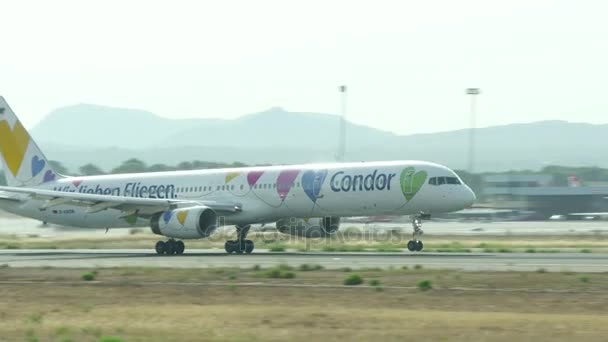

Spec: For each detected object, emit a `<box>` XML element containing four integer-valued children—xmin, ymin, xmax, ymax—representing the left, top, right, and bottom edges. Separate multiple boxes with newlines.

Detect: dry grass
<box><xmin>1</xmin><ymin>267</ymin><xmax>608</xmax><ymax>341</ymax></box>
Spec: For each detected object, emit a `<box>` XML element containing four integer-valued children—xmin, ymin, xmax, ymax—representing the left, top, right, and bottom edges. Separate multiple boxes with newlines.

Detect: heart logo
<box><xmin>43</xmin><ymin>170</ymin><xmax>56</xmax><ymax>183</ymax></box>
<box><xmin>177</xmin><ymin>211</ymin><xmax>188</xmax><ymax>225</ymax></box>
<box><xmin>225</xmin><ymin>172</ymin><xmax>240</xmax><ymax>184</ymax></box>
<box><xmin>71</xmin><ymin>179</ymin><xmax>83</xmax><ymax>187</ymax></box>
<box><xmin>162</xmin><ymin>211</ymin><xmax>172</xmax><ymax>224</ymax></box>
<box><xmin>400</xmin><ymin>167</ymin><xmax>427</xmax><ymax>201</ymax></box>
<box><xmin>276</xmin><ymin>169</ymin><xmax>300</xmax><ymax>201</ymax></box>
<box><xmin>302</xmin><ymin>169</ymin><xmax>328</xmax><ymax>203</ymax></box>
<box><xmin>0</xmin><ymin>120</ymin><xmax>30</xmax><ymax>177</ymax></box>
<box><xmin>247</xmin><ymin>171</ymin><xmax>264</xmax><ymax>187</ymax></box>
<box><xmin>31</xmin><ymin>155</ymin><xmax>45</xmax><ymax>177</ymax></box>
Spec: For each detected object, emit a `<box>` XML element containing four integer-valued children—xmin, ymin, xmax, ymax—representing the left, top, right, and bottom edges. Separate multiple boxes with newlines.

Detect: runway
<box><xmin>1</xmin><ymin>249</ymin><xmax>607</xmax><ymax>272</ymax></box>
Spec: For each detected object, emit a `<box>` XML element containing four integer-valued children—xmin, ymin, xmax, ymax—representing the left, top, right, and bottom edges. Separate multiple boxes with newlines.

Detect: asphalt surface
<box><xmin>1</xmin><ymin>249</ymin><xmax>607</xmax><ymax>272</ymax></box>
<box><xmin>4</xmin><ymin>213</ymin><xmax>608</xmax><ymax>238</ymax></box>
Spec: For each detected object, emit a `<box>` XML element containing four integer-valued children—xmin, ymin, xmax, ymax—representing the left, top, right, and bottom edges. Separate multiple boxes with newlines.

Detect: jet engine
<box><xmin>276</xmin><ymin>217</ymin><xmax>340</xmax><ymax>237</ymax></box>
<box><xmin>150</xmin><ymin>206</ymin><xmax>217</xmax><ymax>239</ymax></box>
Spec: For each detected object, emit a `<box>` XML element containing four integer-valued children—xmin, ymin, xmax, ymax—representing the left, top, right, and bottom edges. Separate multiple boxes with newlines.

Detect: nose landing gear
<box><xmin>407</xmin><ymin>215</ymin><xmax>427</xmax><ymax>252</ymax></box>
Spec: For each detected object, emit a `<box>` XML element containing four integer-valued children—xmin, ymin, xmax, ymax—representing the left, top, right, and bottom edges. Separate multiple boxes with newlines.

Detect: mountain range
<box><xmin>29</xmin><ymin>104</ymin><xmax>608</xmax><ymax>173</ymax></box>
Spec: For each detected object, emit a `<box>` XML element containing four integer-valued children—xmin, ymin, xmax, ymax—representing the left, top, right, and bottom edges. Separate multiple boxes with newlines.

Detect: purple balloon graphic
<box><xmin>247</xmin><ymin>171</ymin><xmax>264</xmax><ymax>187</ymax></box>
<box><xmin>42</xmin><ymin>170</ymin><xmax>56</xmax><ymax>183</ymax></box>
<box><xmin>302</xmin><ymin>170</ymin><xmax>327</xmax><ymax>203</ymax></box>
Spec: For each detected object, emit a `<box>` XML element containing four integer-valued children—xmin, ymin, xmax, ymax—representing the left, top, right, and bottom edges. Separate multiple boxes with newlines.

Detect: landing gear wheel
<box><xmin>225</xmin><ymin>225</ymin><xmax>254</xmax><ymax>254</ymax></box>
<box><xmin>407</xmin><ymin>240</ymin><xmax>416</xmax><ymax>252</ymax></box>
<box><xmin>175</xmin><ymin>241</ymin><xmax>185</xmax><ymax>255</ymax></box>
<box><xmin>155</xmin><ymin>240</ymin><xmax>185</xmax><ymax>255</ymax></box>
<box><xmin>225</xmin><ymin>240</ymin><xmax>236</xmax><ymax>254</ymax></box>
<box><xmin>155</xmin><ymin>241</ymin><xmax>166</xmax><ymax>255</ymax></box>
<box><xmin>245</xmin><ymin>240</ymin><xmax>254</xmax><ymax>254</ymax></box>
<box><xmin>415</xmin><ymin>240</ymin><xmax>423</xmax><ymax>251</ymax></box>
<box><xmin>165</xmin><ymin>240</ymin><xmax>175</xmax><ymax>255</ymax></box>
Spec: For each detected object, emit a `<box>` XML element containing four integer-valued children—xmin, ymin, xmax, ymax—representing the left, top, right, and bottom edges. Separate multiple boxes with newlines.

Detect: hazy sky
<box><xmin>1</xmin><ymin>0</ymin><xmax>607</xmax><ymax>135</ymax></box>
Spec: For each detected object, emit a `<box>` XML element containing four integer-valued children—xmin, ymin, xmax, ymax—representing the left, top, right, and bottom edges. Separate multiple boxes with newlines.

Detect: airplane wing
<box><xmin>0</xmin><ymin>186</ymin><xmax>242</xmax><ymax>217</ymax></box>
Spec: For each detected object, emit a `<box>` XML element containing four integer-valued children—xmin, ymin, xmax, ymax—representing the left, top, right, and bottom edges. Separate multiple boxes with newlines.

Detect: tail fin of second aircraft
<box><xmin>0</xmin><ymin>96</ymin><xmax>63</xmax><ymax>187</ymax></box>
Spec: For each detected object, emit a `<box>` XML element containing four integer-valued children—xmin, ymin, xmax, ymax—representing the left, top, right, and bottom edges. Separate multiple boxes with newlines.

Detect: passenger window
<box><xmin>216</xmin><ymin>185</ymin><xmax>220</xmax><ymax>191</ymax></box>
<box><xmin>231</xmin><ymin>185</ymin><xmax>234</xmax><ymax>190</ymax></box>
<box><xmin>240</xmin><ymin>184</ymin><xmax>244</xmax><ymax>190</ymax></box>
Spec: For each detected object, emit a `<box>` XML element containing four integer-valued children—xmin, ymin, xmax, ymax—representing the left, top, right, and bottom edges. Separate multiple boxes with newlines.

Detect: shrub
<box><xmin>581</xmin><ymin>249</ymin><xmax>592</xmax><ymax>253</ymax></box>
<box><xmin>343</xmin><ymin>274</ymin><xmax>363</xmax><ymax>286</ymax></box>
<box><xmin>414</xmin><ymin>264</ymin><xmax>423</xmax><ymax>270</ymax></box>
<box><xmin>299</xmin><ymin>264</ymin><xmax>323</xmax><ymax>271</ymax></box>
<box><xmin>98</xmin><ymin>337</ymin><xmax>125</xmax><ymax>342</ymax></box>
<box><xmin>277</xmin><ymin>264</ymin><xmax>294</xmax><ymax>271</ymax></box>
<box><xmin>265</xmin><ymin>269</ymin><xmax>281</xmax><ymax>278</ymax></box>
<box><xmin>417</xmin><ymin>280</ymin><xmax>432</xmax><ymax>291</ymax></box>
<box><xmin>340</xmin><ymin>267</ymin><xmax>352</xmax><ymax>272</ymax></box>
<box><xmin>252</xmin><ymin>264</ymin><xmax>261</xmax><ymax>271</ymax></box>
<box><xmin>269</xmin><ymin>244</ymin><xmax>285</xmax><ymax>252</ymax></box>
<box><xmin>81</xmin><ymin>272</ymin><xmax>96</xmax><ymax>281</ymax></box>
<box><xmin>264</xmin><ymin>268</ymin><xmax>296</xmax><ymax>279</ymax></box>
<box><xmin>579</xmin><ymin>276</ymin><xmax>590</xmax><ymax>283</ymax></box>
<box><xmin>369</xmin><ymin>279</ymin><xmax>381</xmax><ymax>286</ymax></box>
<box><xmin>401</xmin><ymin>265</ymin><xmax>409</xmax><ymax>270</ymax></box>
<box><xmin>536</xmin><ymin>268</ymin><xmax>547</xmax><ymax>273</ymax></box>
<box><xmin>281</xmin><ymin>271</ymin><xmax>296</xmax><ymax>279</ymax></box>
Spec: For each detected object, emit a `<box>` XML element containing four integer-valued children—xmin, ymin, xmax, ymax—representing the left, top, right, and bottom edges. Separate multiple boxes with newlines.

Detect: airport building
<box><xmin>483</xmin><ymin>174</ymin><xmax>608</xmax><ymax>219</ymax></box>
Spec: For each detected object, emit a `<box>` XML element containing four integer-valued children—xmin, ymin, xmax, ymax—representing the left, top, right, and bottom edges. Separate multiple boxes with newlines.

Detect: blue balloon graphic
<box><xmin>302</xmin><ymin>170</ymin><xmax>328</xmax><ymax>203</ymax></box>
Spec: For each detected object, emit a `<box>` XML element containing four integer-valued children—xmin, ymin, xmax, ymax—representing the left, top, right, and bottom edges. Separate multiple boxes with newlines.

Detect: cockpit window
<box><xmin>446</xmin><ymin>177</ymin><xmax>461</xmax><ymax>185</ymax></box>
<box><xmin>428</xmin><ymin>176</ymin><xmax>461</xmax><ymax>185</ymax></box>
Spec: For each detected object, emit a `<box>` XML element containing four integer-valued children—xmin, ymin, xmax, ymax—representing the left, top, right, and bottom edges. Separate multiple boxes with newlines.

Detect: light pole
<box><xmin>337</xmin><ymin>85</ymin><xmax>347</xmax><ymax>162</ymax></box>
<box><xmin>466</xmin><ymin>88</ymin><xmax>481</xmax><ymax>173</ymax></box>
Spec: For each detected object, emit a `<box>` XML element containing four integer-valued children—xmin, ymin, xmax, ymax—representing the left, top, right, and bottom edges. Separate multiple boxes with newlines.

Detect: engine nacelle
<box><xmin>276</xmin><ymin>217</ymin><xmax>340</xmax><ymax>238</ymax></box>
<box><xmin>150</xmin><ymin>206</ymin><xmax>217</xmax><ymax>239</ymax></box>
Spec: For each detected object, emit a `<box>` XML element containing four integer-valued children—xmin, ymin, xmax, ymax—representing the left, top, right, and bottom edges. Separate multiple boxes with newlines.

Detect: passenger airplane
<box><xmin>0</xmin><ymin>97</ymin><xmax>475</xmax><ymax>254</ymax></box>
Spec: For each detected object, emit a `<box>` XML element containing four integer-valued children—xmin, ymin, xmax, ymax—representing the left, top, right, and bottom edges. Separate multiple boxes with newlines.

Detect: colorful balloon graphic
<box><xmin>247</xmin><ymin>171</ymin><xmax>264</xmax><ymax>187</ymax></box>
<box><xmin>301</xmin><ymin>169</ymin><xmax>327</xmax><ymax>203</ymax></box>
<box><xmin>276</xmin><ymin>169</ymin><xmax>300</xmax><ymax>201</ymax></box>
<box><xmin>31</xmin><ymin>155</ymin><xmax>45</xmax><ymax>177</ymax></box>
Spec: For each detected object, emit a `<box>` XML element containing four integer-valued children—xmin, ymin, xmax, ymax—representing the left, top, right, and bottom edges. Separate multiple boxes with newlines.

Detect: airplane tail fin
<box><xmin>0</xmin><ymin>96</ymin><xmax>62</xmax><ymax>187</ymax></box>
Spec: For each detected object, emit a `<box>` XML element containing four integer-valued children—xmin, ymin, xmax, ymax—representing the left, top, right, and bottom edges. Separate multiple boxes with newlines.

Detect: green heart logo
<box><xmin>400</xmin><ymin>167</ymin><xmax>427</xmax><ymax>201</ymax></box>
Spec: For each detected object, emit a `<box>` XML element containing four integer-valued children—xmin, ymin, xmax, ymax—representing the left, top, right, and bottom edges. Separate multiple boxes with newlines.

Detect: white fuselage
<box><xmin>0</xmin><ymin>160</ymin><xmax>475</xmax><ymax>229</ymax></box>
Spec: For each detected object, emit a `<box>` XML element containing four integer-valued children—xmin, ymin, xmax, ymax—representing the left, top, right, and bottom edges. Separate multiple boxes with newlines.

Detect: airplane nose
<box><xmin>465</xmin><ymin>186</ymin><xmax>476</xmax><ymax>207</ymax></box>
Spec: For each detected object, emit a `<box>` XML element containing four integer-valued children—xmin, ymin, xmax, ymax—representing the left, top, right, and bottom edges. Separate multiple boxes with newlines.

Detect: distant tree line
<box><xmin>0</xmin><ymin>159</ymin><xmax>249</xmax><ymax>185</ymax></box>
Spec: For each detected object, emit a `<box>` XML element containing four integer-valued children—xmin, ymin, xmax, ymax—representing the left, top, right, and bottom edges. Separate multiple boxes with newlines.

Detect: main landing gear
<box><xmin>155</xmin><ymin>239</ymin><xmax>185</xmax><ymax>255</ymax></box>
<box><xmin>407</xmin><ymin>215</ymin><xmax>427</xmax><ymax>252</ymax></box>
<box><xmin>225</xmin><ymin>225</ymin><xmax>254</xmax><ymax>254</ymax></box>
